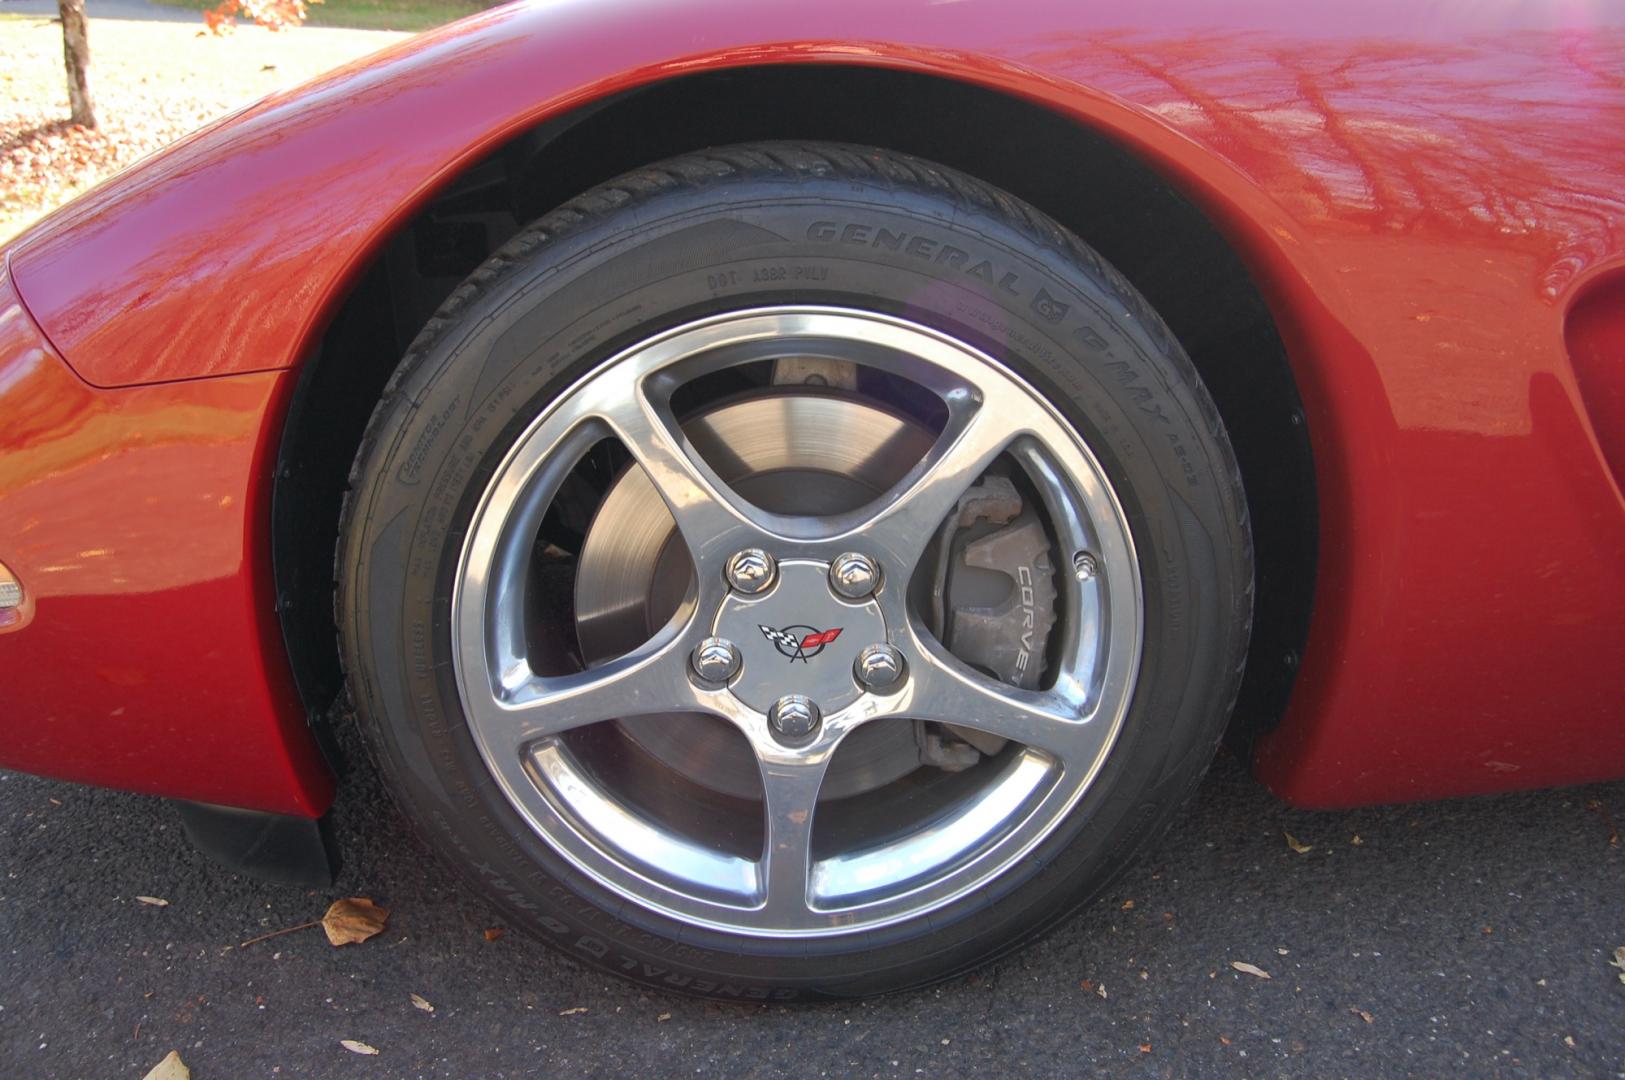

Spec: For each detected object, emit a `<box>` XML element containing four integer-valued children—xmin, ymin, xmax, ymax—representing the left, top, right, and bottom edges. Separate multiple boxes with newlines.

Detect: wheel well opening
<box><xmin>273</xmin><ymin>64</ymin><xmax>1316</xmax><ymax>754</ymax></box>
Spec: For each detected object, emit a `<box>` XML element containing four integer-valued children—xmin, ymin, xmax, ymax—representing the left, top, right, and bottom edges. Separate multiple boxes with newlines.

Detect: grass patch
<box><xmin>151</xmin><ymin>0</ymin><xmax>492</xmax><ymax>32</ymax></box>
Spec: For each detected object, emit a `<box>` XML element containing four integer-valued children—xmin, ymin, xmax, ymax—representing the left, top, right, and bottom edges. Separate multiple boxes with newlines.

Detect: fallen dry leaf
<box><xmin>1120</xmin><ymin>899</ymin><xmax>1135</xmax><ymax>911</ymax></box>
<box><xmin>1231</xmin><ymin>961</ymin><xmax>1271</xmax><ymax>979</ymax></box>
<box><xmin>657</xmin><ymin>1012</ymin><xmax>672</xmax><ymax>1022</ymax></box>
<box><xmin>1611</xmin><ymin>946</ymin><xmax>1625</xmax><ymax>984</ymax></box>
<box><xmin>1351</xmin><ymin>835</ymin><xmax>1364</xmax><ymax>846</ymax></box>
<box><xmin>559</xmin><ymin>1006</ymin><xmax>589</xmax><ymax>1016</ymax></box>
<box><xmin>410</xmin><ymin>993</ymin><xmax>434</xmax><ymax>1014</ymax></box>
<box><xmin>484</xmin><ymin>927</ymin><xmax>505</xmax><ymax>942</ymax></box>
<box><xmin>136</xmin><ymin>896</ymin><xmax>170</xmax><ymax>907</ymax></box>
<box><xmin>1096</xmin><ymin>983</ymin><xmax>1108</xmax><ymax>999</ymax></box>
<box><xmin>1284</xmin><ymin>832</ymin><xmax>1313</xmax><ymax>854</ymax></box>
<box><xmin>340</xmin><ymin>1039</ymin><xmax>380</xmax><ymax>1056</ymax></box>
<box><xmin>1078</xmin><ymin>979</ymin><xmax>1094</xmax><ymax>992</ymax></box>
<box><xmin>322</xmin><ymin>898</ymin><xmax>390</xmax><ymax>947</ymax></box>
<box><xmin>141</xmin><ymin>1050</ymin><xmax>189</xmax><ymax>1080</ymax></box>
<box><xmin>1139</xmin><ymin>1043</ymin><xmax>1152</xmax><ymax>1054</ymax></box>
<box><xmin>1350</xmin><ymin>1006</ymin><xmax>1374</xmax><ymax>1024</ymax></box>
<box><xmin>1219</xmin><ymin>1035</ymin><xmax>1232</xmax><ymax>1047</ymax></box>
<box><xmin>240</xmin><ymin>897</ymin><xmax>387</xmax><ymax>949</ymax></box>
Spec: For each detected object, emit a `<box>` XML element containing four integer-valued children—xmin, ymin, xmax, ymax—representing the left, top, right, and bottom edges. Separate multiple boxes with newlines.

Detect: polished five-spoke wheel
<box><xmin>339</xmin><ymin>143</ymin><xmax>1252</xmax><ymax>998</ymax></box>
<box><xmin>454</xmin><ymin>308</ymin><xmax>1140</xmax><ymax>935</ymax></box>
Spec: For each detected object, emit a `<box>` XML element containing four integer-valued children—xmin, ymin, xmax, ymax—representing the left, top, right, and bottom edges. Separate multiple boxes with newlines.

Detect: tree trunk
<box><xmin>58</xmin><ymin>0</ymin><xmax>96</xmax><ymax>129</ymax></box>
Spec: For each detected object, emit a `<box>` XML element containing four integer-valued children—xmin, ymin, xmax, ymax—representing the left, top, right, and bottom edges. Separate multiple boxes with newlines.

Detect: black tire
<box><xmin>336</xmin><ymin>142</ymin><xmax>1252</xmax><ymax>1000</ymax></box>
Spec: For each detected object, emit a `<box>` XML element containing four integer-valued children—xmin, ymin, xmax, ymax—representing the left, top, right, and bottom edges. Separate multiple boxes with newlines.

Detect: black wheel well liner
<box><xmin>271</xmin><ymin>63</ymin><xmax>1316</xmax><ymax>766</ymax></box>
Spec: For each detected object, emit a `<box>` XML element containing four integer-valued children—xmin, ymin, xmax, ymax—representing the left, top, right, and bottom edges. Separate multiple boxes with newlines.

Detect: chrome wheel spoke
<box><xmin>755</xmin><ymin>750</ymin><xmax>834</xmax><ymax>922</ymax></box>
<box><xmin>898</xmin><ymin>631</ymin><xmax>1105</xmax><ymax>768</ymax></box>
<box><xmin>857</xmin><ymin>398</ymin><xmax>1014</xmax><ymax>571</ymax></box>
<box><xmin>594</xmin><ymin>379</ymin><xmax>762</xmax><ymax>569</ymax></box>
<box><xmin>475</xmin><ymin>635</ymin><xmax>693</xmax><ymax>749</ymax></box>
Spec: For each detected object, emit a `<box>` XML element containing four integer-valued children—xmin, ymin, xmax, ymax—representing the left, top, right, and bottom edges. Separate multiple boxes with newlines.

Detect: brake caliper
<box><xmin>919</xmin><ymin>475</ymin><xmax>1059</xmax><ymax>770</ymax></box>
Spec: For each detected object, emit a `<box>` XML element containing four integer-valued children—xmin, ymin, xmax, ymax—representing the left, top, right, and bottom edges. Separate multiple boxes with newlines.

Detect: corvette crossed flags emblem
<box><xmin>759</xmin><ymin>624</ymin><xmax>843</xmax><ymax>663</ymax></box>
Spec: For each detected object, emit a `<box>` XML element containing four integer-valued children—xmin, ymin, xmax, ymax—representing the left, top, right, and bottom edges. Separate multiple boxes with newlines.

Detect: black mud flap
<box><xmin>175</xmin><ymin>801</ymin><xmax>339</xmax><ymax>887</ymax></box>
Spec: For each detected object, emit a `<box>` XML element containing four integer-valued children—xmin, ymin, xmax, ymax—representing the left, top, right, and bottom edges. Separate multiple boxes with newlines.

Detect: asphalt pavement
<box><xmin>3</xmin><ymin>737</ymin><xmax>1623</xmax><ymax>1078</ymax></box>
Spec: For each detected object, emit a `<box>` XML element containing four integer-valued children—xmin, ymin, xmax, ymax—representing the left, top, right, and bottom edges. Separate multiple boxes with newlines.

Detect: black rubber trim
<box><xmin>175</xmin><ymin>801</ymin><xmax>339</xmax><ymax>887</ymax></box>
<box><xmin>271</xmin><ymin>340</ymin><xmax>347</xmax><ymax>775</ymax></box>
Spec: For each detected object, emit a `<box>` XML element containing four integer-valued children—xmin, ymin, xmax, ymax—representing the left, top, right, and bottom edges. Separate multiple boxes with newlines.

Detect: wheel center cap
<box><xmin>714</xmin><ymin>559</ymin><xmax>886</xmax><ymax>714</ymax></box>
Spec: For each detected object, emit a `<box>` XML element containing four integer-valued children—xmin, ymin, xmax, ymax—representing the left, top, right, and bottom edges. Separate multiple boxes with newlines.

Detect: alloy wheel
<box><xmin>451</xmin><ymin>306</ymin><xmax>1142</xmax><ymax>937</ymax></box>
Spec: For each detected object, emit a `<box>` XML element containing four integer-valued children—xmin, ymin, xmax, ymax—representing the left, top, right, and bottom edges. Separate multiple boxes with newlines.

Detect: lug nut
<box><xmin>768</xmin><ymin>694</ymin><xmax>820</xmax><ymax>740</ymax></box>
<box><xmin>1072</xmin><ymin>550</ymin><xmax>1099</xmax><ymax>581</ymax></box>
<box><xmin>853</xmin><ymin>643</ymin><xmax>906</xmax><ymax>692</ymax></box>
<box><xmin>828</xmin><ymin>552</ymin><xmax>880</xmax><ymax>599</ymax></box>
<box><xmin>690</xmin><ymin>637</ymin><xmax>741</xmax><ymax>684</ymax></box>
<box><xmin>725</xmin><ymin>549</ymin><xmax>776</xmax><ymax>595</ymax></box>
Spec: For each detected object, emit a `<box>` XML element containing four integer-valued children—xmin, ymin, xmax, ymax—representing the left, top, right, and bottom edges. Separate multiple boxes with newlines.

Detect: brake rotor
<box><xmin>574</xmin><ymin>393</ymin><xmax>936</xmax><ymax>801</ymax></box>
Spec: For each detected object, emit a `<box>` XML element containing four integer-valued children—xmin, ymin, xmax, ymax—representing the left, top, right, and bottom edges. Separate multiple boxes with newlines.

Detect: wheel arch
<box><xmin>272</xmin><ymin>62</ymin><xmax>1318</xmax><ymax>758</ymax></box>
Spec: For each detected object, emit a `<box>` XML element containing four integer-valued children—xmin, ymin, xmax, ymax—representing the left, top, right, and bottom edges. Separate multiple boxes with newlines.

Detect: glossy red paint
<box><xmin>0</xmin><ymin>269</ymin><xmax>332</xmax><ymax>815</ymax></box>
<box><xmin>2</xmin><ymin>0</ymin><xmax>1624</xmax><ymax>812</ymax></box>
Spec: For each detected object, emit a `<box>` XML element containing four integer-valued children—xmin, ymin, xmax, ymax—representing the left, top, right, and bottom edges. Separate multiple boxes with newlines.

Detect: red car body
<box><xmin>1</xmin><ymin>0</ymin><xmax>1622</xmax><ymax>821</ymax></box>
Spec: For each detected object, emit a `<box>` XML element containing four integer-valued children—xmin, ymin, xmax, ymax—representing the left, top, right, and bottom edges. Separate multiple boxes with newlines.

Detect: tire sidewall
<box><xmin>340</xmin><ymin>168</ymin><xmax>1248</xmax><ymax>999</ymax></box>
